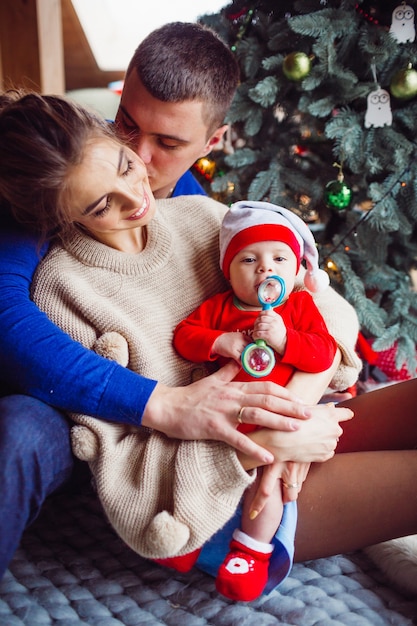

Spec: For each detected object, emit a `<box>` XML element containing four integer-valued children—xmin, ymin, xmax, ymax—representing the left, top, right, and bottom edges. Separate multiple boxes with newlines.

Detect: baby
<box><xmin>170</xmin><ymin>201</ymin><xmax>336</xmax><ymax>601</ymax></box>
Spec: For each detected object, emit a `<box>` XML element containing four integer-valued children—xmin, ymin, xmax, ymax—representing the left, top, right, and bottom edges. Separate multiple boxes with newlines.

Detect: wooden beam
<box><xmin>61</xmin><ymin>0</ymin><xmax>124</xmax><ymax>90</ymax></box>
<box><xmin>0</xmin><ymin>0</ymin><xmax>65</xmax><ymax>94</ymax></box>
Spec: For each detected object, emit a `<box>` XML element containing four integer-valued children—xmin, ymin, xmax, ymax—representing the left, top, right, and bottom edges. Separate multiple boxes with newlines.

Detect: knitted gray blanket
<box><xmin>1</xmin><ymin>491</ymin><xmax>416</xmax><ymax>625</ymax></box>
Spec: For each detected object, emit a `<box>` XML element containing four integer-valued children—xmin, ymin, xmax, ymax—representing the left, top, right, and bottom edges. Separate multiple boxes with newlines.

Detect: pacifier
<box><xmin>241</xmin><ymin>275</ymin><xmax>286</xmax><ymax>377</ymax></box>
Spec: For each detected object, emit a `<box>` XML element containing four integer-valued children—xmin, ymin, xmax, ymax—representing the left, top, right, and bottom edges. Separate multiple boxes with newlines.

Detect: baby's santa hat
<box><xmin>220</xmin><ymin>200</ymin><xmax>330</xmax><ymax>293</ymax></box>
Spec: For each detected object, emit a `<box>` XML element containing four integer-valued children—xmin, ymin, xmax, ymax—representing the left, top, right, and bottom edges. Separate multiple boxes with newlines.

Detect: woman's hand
<box><xmin>238</xmin><ymin>401</ymin><xmax>353</xmax><ymax>470</ymax></box>
<box><xmin>141</xmin><ymin>361</ymin><xmax>313</xmax><ymax>465</ymax></box>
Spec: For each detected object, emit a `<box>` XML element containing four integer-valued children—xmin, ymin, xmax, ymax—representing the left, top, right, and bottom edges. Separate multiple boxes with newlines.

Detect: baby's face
<box><xmin>229</xmin><ymin>240</ymin><xmax>298</xmax><ymax>308</ymax></box>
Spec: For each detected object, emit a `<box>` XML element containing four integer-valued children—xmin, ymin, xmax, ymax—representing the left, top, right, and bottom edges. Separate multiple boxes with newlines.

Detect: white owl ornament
<box><xmin>364</xmin><ymin>88</ymin><xmax>393</xmax><ymax>128</ymax></box>
<box><xmin>389</xmin><ymin>3</ymin><xmax>416</xmax><ymax>43</ymax></box>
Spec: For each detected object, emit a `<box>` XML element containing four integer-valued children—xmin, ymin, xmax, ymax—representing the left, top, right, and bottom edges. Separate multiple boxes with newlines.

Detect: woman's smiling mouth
<box><xmin>127</xmin><ymin>193</ymin><xmax>149</xmax><ymax>220</ymax></box>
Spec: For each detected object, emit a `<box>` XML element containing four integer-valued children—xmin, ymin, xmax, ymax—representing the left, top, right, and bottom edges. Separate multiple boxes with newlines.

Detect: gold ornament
<box><xmin>390</xmin><ymin>64</ymin><xmax>417</xmax><ymax>100</ymax></box>
<box><xmin>194</xmin><ymin>157</ymin><xmax>216</xmax><ymax>181</ymax></box>
<box><xmin>283</xmin><ymin>52</ymin><xmax>312</xmax><ymax>82</ymax></box>
<box><xmin>325</xmin><ymin>259</ymin><xmax>343</xmax><ymax>284</ymax></box>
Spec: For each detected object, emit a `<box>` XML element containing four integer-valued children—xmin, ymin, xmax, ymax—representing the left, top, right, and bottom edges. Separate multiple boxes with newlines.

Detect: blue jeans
<box><xmin>0</xmin><ymin>395</ymin><xmax>75</xmax><ymax>579</ymax></box>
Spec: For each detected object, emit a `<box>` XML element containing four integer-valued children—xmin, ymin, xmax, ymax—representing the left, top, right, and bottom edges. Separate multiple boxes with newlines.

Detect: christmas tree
<box><xmin>199</xmin><ymin>0</ymin><xmax>417</xmax><ymax>376</ymax></box>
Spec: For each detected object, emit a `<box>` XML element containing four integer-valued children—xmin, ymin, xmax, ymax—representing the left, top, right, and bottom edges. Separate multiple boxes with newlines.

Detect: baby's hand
<box><xmin>212</xmin><ymin>332</ymin><xmax>250</xmax><ymax>363</ymax></box>
<box><xmin>253</xmin><ymin>310</ymin><xmax>287</xmax><ymax>354</ymax></box>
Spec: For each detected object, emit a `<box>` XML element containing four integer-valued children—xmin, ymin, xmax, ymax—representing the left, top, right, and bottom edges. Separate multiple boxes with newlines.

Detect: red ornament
<box><xmin>357</xmin><ymin>334</ymin><xmax>416</xmax><ymax>382</ymax></box>
<box><xmin>374</xmin><ymin>343</ymin><xmax>415</xmax><ymax>381</ymax></box>
<box><xmin>355</xmin><ymin>3</ymin><xmax>380</xmax><ymax>25</ymax></box>
<box><xmin>227</xmin><ymin>7</ymin><xmax>248</xmax><ymax>21</ymax></box>
<box><xmin>293</xmin><ymin>145</ymin><xmax>308</xmax><ymax>156</ymax></box>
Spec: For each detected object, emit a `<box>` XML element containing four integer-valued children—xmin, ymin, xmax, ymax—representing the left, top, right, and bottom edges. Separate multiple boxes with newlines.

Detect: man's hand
<box><xmin>248</xmin><ymin>460</ymin><xmax>311</xmax><ymax>519</ymax></box>
<box><xmin>240</xmin><ymin>401</ymin><xmax>352</xmax><ymax>469</ymax></box>
<box><xmin>280</xmin><ymin>461</ymin><xmax>311</xmax><ymax>503</ymax></box>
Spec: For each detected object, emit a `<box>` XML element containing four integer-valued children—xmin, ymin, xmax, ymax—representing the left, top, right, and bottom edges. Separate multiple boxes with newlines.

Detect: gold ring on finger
<box><xmin>237</xmin><ymin>407</ymin><xmax>245</xmax><ymax>425</ymax></box>
<box><xmin>283</xmin><ymin>481</ymin><xmax>300</xmax><ymax>489</ymax></box>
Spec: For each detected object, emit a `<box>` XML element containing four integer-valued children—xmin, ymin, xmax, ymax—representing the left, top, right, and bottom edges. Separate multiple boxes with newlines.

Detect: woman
<box><xmin>1</xmin><ymin>91</ymin><xmax>416</xmax><ymax>592</ymax></box>
<box><xmin>0</xmin><ymin>89</ymin><xmax>354</xmax><ymax>581</ymax></box>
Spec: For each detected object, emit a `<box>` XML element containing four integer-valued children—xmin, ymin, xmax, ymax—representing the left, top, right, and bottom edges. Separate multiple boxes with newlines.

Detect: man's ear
<box><xmin>200</xmin><ymin>124</ymin><xmax>229</xmax><ymax>157</ymax></box>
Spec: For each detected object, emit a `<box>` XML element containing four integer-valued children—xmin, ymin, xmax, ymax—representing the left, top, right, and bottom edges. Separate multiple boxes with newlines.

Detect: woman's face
<box><xmin>65</xmin><ymin>137</ymin><xmax>156</xmax><ymax>251</ymax></box>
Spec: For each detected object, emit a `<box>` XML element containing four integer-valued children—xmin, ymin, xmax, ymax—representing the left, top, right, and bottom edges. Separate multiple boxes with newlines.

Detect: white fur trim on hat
<box><xmin>220</xmin><ymin>200</ymin><xmax>330</xmax><ymax>293</ymax></box>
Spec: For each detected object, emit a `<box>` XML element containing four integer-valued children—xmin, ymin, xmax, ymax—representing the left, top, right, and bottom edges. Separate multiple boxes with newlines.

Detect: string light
<box><xmin>229</xmin><ymin>7</ymin><xmax>255</xmax><ymax>52</ymax></box>
<box><xmin>321</xmin><ymin>163</ymin><xmax>413</xmax><ymax>265</ymax></box>
<box><xmin>326</xmin><ymin>259</ymin><xmax>338</xmax><ymax>272</ymax></box>
<box><xmin>355</xmin><ymin>2</ymin><xmax>380</xmax><ymax>25</ymax></box>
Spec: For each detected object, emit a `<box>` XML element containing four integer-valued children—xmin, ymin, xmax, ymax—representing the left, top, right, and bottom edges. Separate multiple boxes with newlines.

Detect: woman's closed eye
<box><xmin>122</xmin><ymin>160</ymin><xmax>134</xmax><ymax>176</ymax></box>
<box><xmin>93</xmin><ymin>197</ymin><xmax>111</xmax><ymax>218</ymax></box>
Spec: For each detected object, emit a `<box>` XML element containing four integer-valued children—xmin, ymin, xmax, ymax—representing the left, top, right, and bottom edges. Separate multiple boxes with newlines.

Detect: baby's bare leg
<box><xmin>241</xmin><ymin>470</ymin><xmax>284</xmax><ymax>543</ymax></box>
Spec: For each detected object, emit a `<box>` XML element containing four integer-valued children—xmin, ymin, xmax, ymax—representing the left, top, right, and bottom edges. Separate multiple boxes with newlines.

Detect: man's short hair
<box><xmin>127</xmin><ymin>22</ymin><xmax>239</xmax><ymax>135</ymax></box>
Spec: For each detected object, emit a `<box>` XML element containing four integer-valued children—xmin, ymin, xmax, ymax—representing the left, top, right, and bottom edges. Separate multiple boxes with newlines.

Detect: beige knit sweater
<box><xmin>32</xmin><ymin>195</ymin><xmax>361</xmax><ymax>559</ymax></box>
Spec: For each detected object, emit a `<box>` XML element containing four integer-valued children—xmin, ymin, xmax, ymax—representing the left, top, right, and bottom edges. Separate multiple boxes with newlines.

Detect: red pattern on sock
<box><xmin>215</xmin><ymin>539</ymin><xmax>272</xmax><ymax>601</ymax></box>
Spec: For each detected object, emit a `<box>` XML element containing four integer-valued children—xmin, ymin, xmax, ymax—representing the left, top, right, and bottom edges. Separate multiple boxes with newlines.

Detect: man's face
<box><xmin>115</xmin><ymin>72</ymin><xmax>224</xmax><ymax>198</ymax></box>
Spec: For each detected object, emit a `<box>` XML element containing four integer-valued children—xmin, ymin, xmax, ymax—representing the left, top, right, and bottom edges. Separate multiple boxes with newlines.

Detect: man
<box><xmin>0</xmin><ymin>22</ymin><xmax>360</xmax><ymax>579</ymax></box>
<box><xmin>115</xmin><ymin>21</ymin><xmax>239</xmax><ymax>199</ymax></box>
